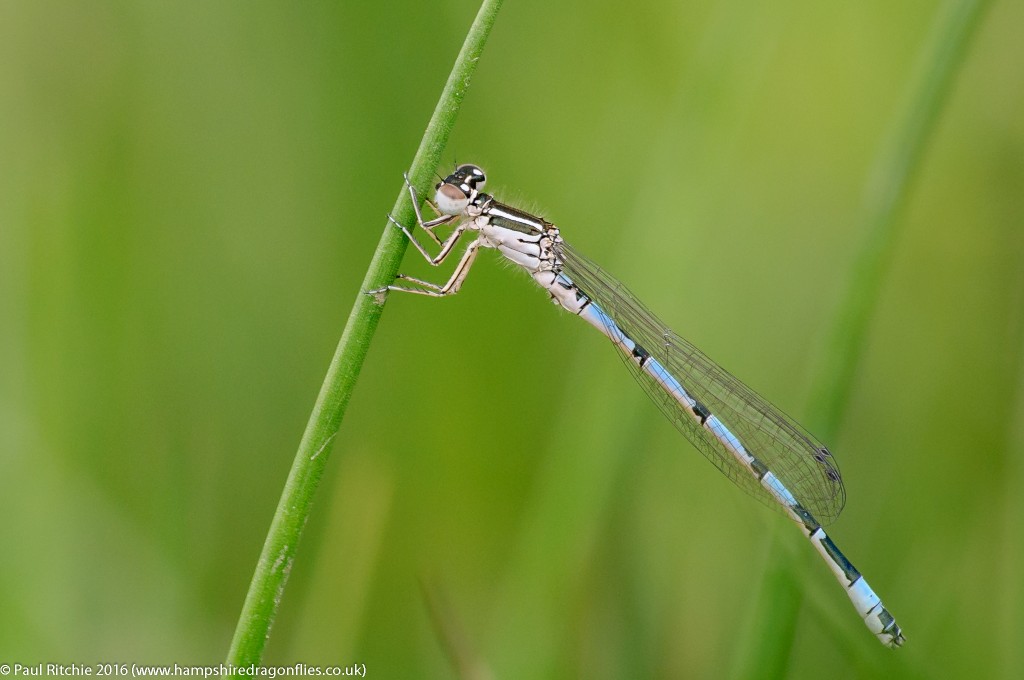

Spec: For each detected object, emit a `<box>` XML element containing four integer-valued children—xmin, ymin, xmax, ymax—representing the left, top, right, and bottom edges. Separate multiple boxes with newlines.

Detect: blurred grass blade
<box><xmin>421</xmin><ymin>575</ymin><xmax>495</xmax><ymax>680</ymax></box>
<box><xmin>730</xmin><ymin>532</ymin><xmax>801</xmax><ymax>680</ymax></box>
<box><xmin>225</xmin><ymin>0</ymin><xmax>504</xmax><ymax>666</ymax></box>
<box><xmin>734</xmin><ymin>0</ymin><xmax>991</xmax><ymax>673</ymax></box>
<box><xmin>807</xmin><ymin>0</ymin><xmax>992</xmax><ymax>437</ymax></box>
<box><xmin>1001</xmin><ymin>329</ymin><xmax>1024</xmax><ymax>675</ymax></box>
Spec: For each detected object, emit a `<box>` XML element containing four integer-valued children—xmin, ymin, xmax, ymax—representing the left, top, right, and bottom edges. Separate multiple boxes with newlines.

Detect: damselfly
<box><xmin>373</xmin><ymin>164</ymin><xmax>905</xmax><ymax>648</ymax></box>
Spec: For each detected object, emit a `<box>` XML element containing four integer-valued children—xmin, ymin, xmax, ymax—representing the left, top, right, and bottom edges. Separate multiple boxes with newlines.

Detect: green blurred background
<box><xmin>2</xmin><ymin>0</ymin><xmax>1022</xmax><ymax>677</ymax></box>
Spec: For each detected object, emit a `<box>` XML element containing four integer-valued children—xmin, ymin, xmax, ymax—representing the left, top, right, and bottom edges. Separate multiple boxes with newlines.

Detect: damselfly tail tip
<box><xmin>882</xmin><ymin>622</ymin><xmax>905</xmax><ymax>649</ymax></box>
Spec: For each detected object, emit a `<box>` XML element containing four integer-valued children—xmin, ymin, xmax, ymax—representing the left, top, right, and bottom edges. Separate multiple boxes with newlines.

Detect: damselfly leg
<box><xmin>370</xmin><ymin>174</ymin><xmax>484</xmax><ymax>297</ymax></box>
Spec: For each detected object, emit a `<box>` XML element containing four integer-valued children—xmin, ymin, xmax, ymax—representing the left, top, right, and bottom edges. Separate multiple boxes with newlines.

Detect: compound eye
<box><xmin>435</xmin><ymin>182</ymin><xmax>470</xmax><ymax>215</ymax></box>
<box><xmin>455</xmin><ymin>163</ymin><xmax>486</xmax><ymax>189</ymax></box>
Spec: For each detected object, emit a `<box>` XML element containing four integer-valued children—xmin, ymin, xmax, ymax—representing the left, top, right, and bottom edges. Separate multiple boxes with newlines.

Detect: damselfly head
<box><xmin>435</xmin><ymin>164</ymin><xmax>487</xmax><ymax>215</ymax></box>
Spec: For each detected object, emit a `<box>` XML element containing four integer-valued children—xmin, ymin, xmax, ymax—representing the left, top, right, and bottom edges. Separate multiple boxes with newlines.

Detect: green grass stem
<box><xmin>224</xmin><ymin>0</ymin><xmax>504</xmax><ymax>666</ymax></box>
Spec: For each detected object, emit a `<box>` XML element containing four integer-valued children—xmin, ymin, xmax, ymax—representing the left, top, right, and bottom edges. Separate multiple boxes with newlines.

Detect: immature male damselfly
<box><xmin>372</xmin><ymin>164</ymin><xmax>905</xmax><ymax>648</ymax></box>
